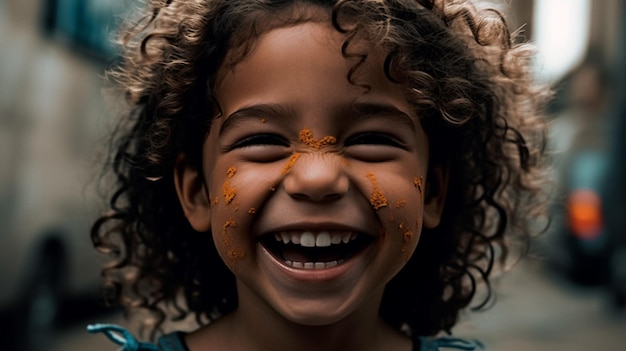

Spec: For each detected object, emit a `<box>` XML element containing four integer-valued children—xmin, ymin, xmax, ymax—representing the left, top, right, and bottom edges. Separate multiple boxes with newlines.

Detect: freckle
<box><xmin>366</xmin><ymin>172</ymin><xmax>388</xmax><ymax>210</ymax></box>
<box><xmin>413</xmin><ymin>176</ymin><xmax>423</xmax><ymax>194</ymax></box>
<box><xmin>223</xmin><ymin>181</ymin><xmax>236</xmax><ymax>204</ymax></box>
<box><xmin>227</xmin><ymin>167</ymin><xmax>237</xmax><ymax>178</ymax></box>
<box><xmin>248</xmin><ymin>208</ymin><xmax>256</xmax><ymax>214</ymax></box>
<box><xmin>395</xmin><ymin>198</ymin><xmax>407</xmax><ymax>208</ymax></box>
<box><xmin>282</xmin><ymin>153</ymin><xmax>301</xmax><ymax>175</ymax></box>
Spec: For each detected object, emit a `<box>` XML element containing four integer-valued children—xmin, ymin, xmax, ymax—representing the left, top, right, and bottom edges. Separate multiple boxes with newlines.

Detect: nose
<box><xmin>283</xmin><ymin>153</ymin><xmax>349</xmax><ymax>202</ymax></box>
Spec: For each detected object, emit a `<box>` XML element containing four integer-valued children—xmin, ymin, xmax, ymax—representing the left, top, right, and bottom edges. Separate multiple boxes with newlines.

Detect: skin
<box><xmin>175</xmin><ymin>9</ymin><xmax>447</xmax><ymax>351</ymax></box>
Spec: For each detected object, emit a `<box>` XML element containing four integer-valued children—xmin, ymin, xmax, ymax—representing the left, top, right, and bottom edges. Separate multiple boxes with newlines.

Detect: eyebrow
<box><xmin>219</xmin><ymin>103</ymin><xmax>293</xmax><ymax>136</ymax></box>
<box><xmin>351</xmin><ymin>102</ymin><xmax>417</xmax><ymax>130</ymax></box>
<box><xmin>218</xmin><ymin>101</ymin><xmax>417</xmax><ymax>136</ymax></box>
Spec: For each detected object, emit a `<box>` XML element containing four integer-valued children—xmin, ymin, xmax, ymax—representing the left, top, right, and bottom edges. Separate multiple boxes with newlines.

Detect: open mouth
<box><xmin>260</xmin><ymin>230</ymin><xmax>373</xmax><ymax>269</ymax></box>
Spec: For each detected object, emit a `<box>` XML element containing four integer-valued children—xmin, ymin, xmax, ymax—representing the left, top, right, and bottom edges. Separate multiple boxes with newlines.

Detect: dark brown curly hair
<box><xmin>92</xmin><ymin>0</ymin><xmax>550</xmax><ymax>340</ymax></box>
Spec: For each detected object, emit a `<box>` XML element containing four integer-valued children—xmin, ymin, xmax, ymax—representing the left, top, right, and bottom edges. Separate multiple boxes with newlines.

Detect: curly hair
<box><xmin>92</xmin><ymin>0</ymin><xmax>550</xmax><ymax>340</ymax></box>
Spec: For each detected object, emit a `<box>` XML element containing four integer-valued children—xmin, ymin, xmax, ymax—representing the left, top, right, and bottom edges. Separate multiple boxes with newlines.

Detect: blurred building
<box><xmin>0</xmin><ymin>0</ymin><xmax>127</xmax><ymax>350</ymax></box>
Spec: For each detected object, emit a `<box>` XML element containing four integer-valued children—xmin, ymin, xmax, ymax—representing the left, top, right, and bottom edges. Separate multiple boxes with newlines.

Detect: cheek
<box><xmin>360</xmin><ymin>171</ymin><xmax>425</xmax><ymax>260</ymax></box>
<box><xmin>208</xmin><ymin>163</ymin><xmax>288</xmax><ymax>270</ymax></box>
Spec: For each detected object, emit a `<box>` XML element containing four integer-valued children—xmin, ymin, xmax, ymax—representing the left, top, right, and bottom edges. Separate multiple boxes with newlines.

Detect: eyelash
<box><xmin>345</xmin><ymin>132</ymin><xmax>405</xmax><ymax>148</ymax></box>
<box><xmin>229</xmin><ymin>133</ymin><xmax>290</xmax><ymax>149</ymax></box>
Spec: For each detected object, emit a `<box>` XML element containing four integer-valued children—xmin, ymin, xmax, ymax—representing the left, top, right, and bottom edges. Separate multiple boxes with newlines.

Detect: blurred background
<box><xmin>0</xmin><ymin>0</ymin><xmax>624</xmax><ymax>350</ymax></box>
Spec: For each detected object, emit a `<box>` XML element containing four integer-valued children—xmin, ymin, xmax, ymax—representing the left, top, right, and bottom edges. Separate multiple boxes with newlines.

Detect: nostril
<box><xmin>290</xmin><ymin>192</ymin><xmax>341</xmax><ymax>202</ymax></box>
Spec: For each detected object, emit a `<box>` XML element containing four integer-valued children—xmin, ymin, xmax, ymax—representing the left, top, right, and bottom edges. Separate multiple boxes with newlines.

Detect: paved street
<box><xmin>49</xmin><ymin>261</ymin><xmax>626</xmax><ymax>351</ymax></box>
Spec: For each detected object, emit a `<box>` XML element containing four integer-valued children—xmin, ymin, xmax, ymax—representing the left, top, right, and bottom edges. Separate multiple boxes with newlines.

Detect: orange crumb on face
<box><xmin>281</xmin><ymin>153</ymin><xmax>301</xmax><ymax>175</ymax></box>
<box><xmin>221</xmin><ymin>218</ymin><xmax>236</xmax><ymax>246</ymax></box>
<box><xmin>366</xmin><ymin>172</ymin><xmax>388</xmax><ymax>210</ymax></box>
<box><xmin>403</xmin><ymin>229</ymin><xmax>414</xmax><ymax>243</ymax></box>
<box><xmin>223</xmin><ymin>181</ymin><xmax>237</xmax><ymax>204</ymax></box>
<box><xmin>212</xmin><ymin>196</ymin><xmax>220</xmax><ymax>205</ymax></box>
<box><xmin>229</xmin><ymin>249</ymin><xmax>246</xmax><ymax>260</ymax></box>
<box><xmin>248</xmin><ymin>208</ymin><xmax>256</xmax><ymax>214</ymax></box>
<box><xmin>395</xmin><ymin>198</ymin><xmax>407</xmax><ymax>208</ymax></box>
<box><xmin>299</xmin><ymin>128</ymin><xmax>337</xmax><ymax>149</ymax></box>
<box><xmin>222</xmin><ymin>219</ymin><xmax>244</xmax><ymax>266</ymax></box>
<box><xmin>223</xmin><ymin>218</ymin><xmax>236</xmax><ymax>228</ymax></box>
<box><xmin>227</xmin><ymin>167</ymin><xmax>237</xmax><ymax>178</ymax></box>
<box><xmin>401</xmin><ymin>229</ymin><xmax>415</xmax><ymax>261</ymax></box>
<box><xmin>413</xmin><ymin>176</ymin><xmax>424</xmax><ymax>194</ymax></box>
<box><xmin>260</xmin><ymin>118</ymin><xmax>267</xmax><ymax>123</ymax></box>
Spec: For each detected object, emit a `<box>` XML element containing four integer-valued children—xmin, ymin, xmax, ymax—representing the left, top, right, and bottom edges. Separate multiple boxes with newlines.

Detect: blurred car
<box><xmin>556</xmin><ymin>150</ymin><xmax>611</xmax><ymax>286</ymax></box>
<box><xmin>547</xmin><ymin>36</ymin><xmax>626</xmax><ymax>309</ymax></box>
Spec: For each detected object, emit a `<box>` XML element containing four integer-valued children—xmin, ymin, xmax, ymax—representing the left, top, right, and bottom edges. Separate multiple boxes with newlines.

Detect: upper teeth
<box><xmin>274</xmin><ymin>231</ymin><xmax>358</xmax><ymax>247</ymax></box>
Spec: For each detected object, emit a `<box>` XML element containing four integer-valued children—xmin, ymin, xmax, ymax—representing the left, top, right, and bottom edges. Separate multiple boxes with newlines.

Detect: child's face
<box><xmin>177</xmin><ymin>16</ymin><xmax>446</xmax><ymax>326</ymax></box>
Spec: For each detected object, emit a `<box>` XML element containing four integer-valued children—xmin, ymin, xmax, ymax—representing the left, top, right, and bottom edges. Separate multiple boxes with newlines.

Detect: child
<box><xmin>89</xmin><ymin>0</ymin><xmax>549</xmax><ymax>350</ymax></box>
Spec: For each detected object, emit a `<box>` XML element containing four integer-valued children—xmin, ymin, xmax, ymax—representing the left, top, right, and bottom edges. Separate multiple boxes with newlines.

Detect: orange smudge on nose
<box><xmin>282</xmin><ymin>153</ymin><xmax>301</xmax><ymax>175</ymax></box>
<box><xmin>299</xmin><ymin>128</ymin><xmax>337</xmax><ymax>149</ymax></box>
<box><xmin>366</xmin><ymin>172</ymin><xmax>388</xmax><ymax>210</ymax></box>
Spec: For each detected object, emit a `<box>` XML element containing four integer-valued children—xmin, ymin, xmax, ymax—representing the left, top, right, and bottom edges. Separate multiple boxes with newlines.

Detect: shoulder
<box><xmin>87</xmin><ymin>324</ymin><xmax>189</xmax><ymax>351</ymax></box>
<box><xmin>415</xmin><ymin>336</ymin><xmax>485</xmax><ymax>351</ymax></box>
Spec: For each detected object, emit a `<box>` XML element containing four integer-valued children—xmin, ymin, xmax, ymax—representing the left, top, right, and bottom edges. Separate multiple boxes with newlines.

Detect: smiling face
<box><xmin>175</xmin><ymin>16</ymin><xmax>447</xmax><ymax>327</ymax></box>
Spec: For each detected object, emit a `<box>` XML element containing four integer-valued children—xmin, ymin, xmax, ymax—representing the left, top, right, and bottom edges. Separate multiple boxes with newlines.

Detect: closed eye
<box><xmin>229</xmin><ymin>133</ymin><xmax>290</xmax><ymax>150</ymax></box>
<box><xmin>345</xmin><ymin>132</ymin><xmax>406</xmax><ymax>148</ymax></box>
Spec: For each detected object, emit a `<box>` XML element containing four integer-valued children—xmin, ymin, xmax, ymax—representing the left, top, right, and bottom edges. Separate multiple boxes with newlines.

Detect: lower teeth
<box><xmin>285</xmin><ymin>259</ymin><xmax>345</xmax><ymax>269</ymax></box>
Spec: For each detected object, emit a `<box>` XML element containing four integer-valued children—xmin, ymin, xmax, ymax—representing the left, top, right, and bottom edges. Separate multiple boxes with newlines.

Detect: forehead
<box><xmin>214</xmin><ymin>19</ymin><xmax>407</xmax><ymax>117</ymax></box>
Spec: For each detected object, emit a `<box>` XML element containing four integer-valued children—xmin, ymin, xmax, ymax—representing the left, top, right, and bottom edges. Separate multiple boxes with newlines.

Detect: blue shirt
<box><xmin>88</xmin><ymin>324</ymin><xmax>484</xmax><ymax>351</ymax></box>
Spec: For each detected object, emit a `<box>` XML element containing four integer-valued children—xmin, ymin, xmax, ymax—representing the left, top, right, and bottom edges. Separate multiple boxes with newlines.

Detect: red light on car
<box><xmin>567</xmin><ymin>189</ymin><xmax>603</xmax><ymax>240</ymax></box>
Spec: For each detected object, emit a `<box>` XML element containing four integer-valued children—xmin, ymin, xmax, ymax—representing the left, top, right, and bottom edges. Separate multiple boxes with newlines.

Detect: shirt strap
<box><xmin>418</xmin><ymin>336</ymin><xmax>485</xmax><ymax>351</ymax></box>
<box><xmin>87</xmin><ymin>324</ymin><xmax>160</xmax><ymax>351</ymax></box>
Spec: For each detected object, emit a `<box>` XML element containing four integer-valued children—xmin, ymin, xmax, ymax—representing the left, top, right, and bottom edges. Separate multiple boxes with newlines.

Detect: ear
<box><xmin>422</xmin><ymin>163</ymin><xmax>449</xmax><ymax>229</ymax></box>
<box><xmin>174</xmin><ymin>155</ymin><xmax>212</xmax><ymax>232</ymax></box>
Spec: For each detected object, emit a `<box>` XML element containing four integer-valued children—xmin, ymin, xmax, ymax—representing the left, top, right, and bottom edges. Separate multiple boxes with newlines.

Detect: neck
<box><xmin>187</xmin><ymin>281</ymin><xmax>410</xmax><ymax>351</ymax></box>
